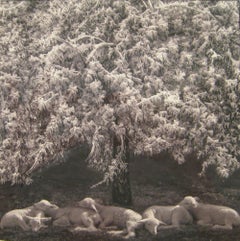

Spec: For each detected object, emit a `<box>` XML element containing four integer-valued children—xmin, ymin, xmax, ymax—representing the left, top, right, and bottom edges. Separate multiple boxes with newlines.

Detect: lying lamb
<box><xmin>42</xmin><ymin>202</ymin><xmax>102</xmax><ymax>232</ymax></box>
<box><xmin>78</xmin><ymin>197</ymin><xmax>142</xmax><ymax>238</ymax></box>
<box><xmin>25</xmin><ymin>211</ymin><xmax>51</xmax><ymax>232</ymax></box>
<box><xmin>0</xmin><ymin>200</ymin><xmax>53</xmax><ymax>231</ymax></box>
<box><xmin>139</xmin><ymin>204</ymin><xmax>193</xmax><ymax>235</ymax></box>
<box><xmin>179</xmin><ymin>196</ymin><xmax>240</xmax><ymax>230</ymax></box>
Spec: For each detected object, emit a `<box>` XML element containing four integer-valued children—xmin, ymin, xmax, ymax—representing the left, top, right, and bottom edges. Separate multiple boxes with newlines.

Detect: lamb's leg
<box><xmin>212</xmin><ymin>215</ymin><xmax>235</xmax><ymax>230</ymax></box>
<box><xmin>99</xmin><ymin>217</ymin><xmax>113</xmax><ymax>229</ymax></box>
<box><xmin>100</xmin><ymin>217</ymin><xmax>126</xmax><ymax>235</ymax></box>
<box><xmin>158</xmin><ymin>215</ymin><xmax>181</xmax><ymax>230</ymax></box>
<box><xmin>169</xmin><ymin>210</ymin><xmax>185</xmax><ymax>230</ymax></box>
<box><xmin>53</xmin><ymin>216</ymin><xmax>71</xmax><ymax>227</ymax></box>
<box><xmin>107</xmin><ymin>229</ymin><xmax>127</xmax><ymax>236</ymax></box>
<box><xmin>70</xmin><ymin>225</ymin><xmax>98</xmax><ymax>233</ymax></box>
<box><xmin>81</xmin><ymin>213</ymin><xmax>98</xmax><ymax>232</ymax></box>
<box><xmin>212</xmin><ymin>224</ymin><xmax>232</xmax><ymax>230</ymax></box>
<box><xmin>124</xmin><ymin>221</ymin><xmax>138</xmax><ymax>239</ymax></box>
<box><xmin>107</xmin><ymin>221</ymin><xmax>127</xmax><ymax>236</ymax></box>
<box><xmin>196</xmin><ymin>220</ymin><xmax>212</xmax><ymax>227</ymax></box>
<box><xmin>18</xmin><ymin>218</ymin><xmax>31</xmax><ymax>231</ymax></box>
<box><xmin>104</xmin><ymin>225</ymin><xmax>119</xmax><ymax>230</ymax></box>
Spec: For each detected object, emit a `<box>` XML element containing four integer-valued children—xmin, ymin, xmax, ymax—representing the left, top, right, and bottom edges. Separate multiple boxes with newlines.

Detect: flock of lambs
<box><xmin>0</xmin><ymin>196</ymin><xmax>240</xmax><ymax>239</ymax></box>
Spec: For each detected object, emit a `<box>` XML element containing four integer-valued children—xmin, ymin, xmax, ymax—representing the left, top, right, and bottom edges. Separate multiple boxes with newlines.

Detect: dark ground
<box><xmin>0</xmin><ymin>150</ymin><xmax>240</xmax><ymax>241</ymax></box>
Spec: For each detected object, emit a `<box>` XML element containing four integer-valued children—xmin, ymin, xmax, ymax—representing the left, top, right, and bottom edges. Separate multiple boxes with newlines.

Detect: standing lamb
<box><xmin>0</xmin><ymin>200</ymin><xmax>53</xmax><ymax>231</ymax></box>
<box><xmin>139</xmin><ymin>205</ymin><xmax>193</xmax><ymax>235</ymax></box>
<box><xmin>179</xmin><ymin>196</ymin><xmax>240</xmax><ymax>230</ymax></box>
<box><xmin>78</xmin><ymin>197</ymin><xmax>142</xmax><ymax>238</ymax></box>
<box><xmin>43</xmin><ymin>203</ymin><xmax>102</xmax><ymax>232</ymax></box>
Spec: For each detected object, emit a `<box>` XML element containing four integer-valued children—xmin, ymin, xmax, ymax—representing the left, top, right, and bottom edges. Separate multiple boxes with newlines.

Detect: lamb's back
<box><xmin>143</xmin><ymin>205</ymin><xmax>192</xmax><ymax>225</ymax></box>
<box><xmin>193</xmin><ymin>204</ymin><xmax>240</xmax><ymax>225</ymax></box>
<box><xmin>102</xmin><ymin>206</ymin><xmax>141</xmax><ymax>228</ymax></box>
<box><xmin>1</xmin><ymin>209</ymin><xmax>29</xmax><ymax>228</ymax></box>
<box><xmin>143</xmin><ymin>206</ymin><xmax>175</xmax><ymax>224</ymax></box>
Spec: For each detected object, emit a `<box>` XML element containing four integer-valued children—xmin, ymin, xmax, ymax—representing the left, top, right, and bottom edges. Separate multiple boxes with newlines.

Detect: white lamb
<box><xmin>0</xmin><ymin>200</ymin><xmax>53</xmax><ymax>231</ymax></box>
<box><xmin>43</xmin><ymin>204</ymin><xmax>102</xmax><ymax>232</ymax></box>
<box><xmin>25</xmin><ymin>211</ymin><xmax>51</xmax><ymax>232</ymax></box>
<box><xmin>78</xmin><ymin>197</ymin><xmax>142</xmax><ymax>238</ymax></box>
<box><xmin>179</xmin><ymin>196</ymin><xmax>240</xmax><ymax>230</ymax></box>
<box><xmin>139</xmin><ymin>204</ymin><xmax>193</xmax><ymax>235</ymax></box>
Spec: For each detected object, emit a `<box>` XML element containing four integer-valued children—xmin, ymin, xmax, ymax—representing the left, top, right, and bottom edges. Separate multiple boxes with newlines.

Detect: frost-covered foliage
<box><xmin>0</xmin><ymin>0</ymin><xmax>239</xmax><ymax>184</ymax></box>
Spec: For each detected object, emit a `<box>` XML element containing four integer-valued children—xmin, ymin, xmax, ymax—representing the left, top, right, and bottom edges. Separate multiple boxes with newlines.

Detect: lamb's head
<box><xmin>178</xmin><ymin>196</ymin><xmax>200</xmax><ymax>210</ymax></box>
<box><xmin>138</xmin><ymin>218</ymin><xmax>166</xmax><ymax>235</ymax></box>
<box><xmin>26</xmin><ymin>215</ymin><xmax>52</xmax><ymax>232</ymax></box>
<box><xmin>34</xmin><ymin>200</ymin><xmax>59</xmax><ymax>212</ymax></box>
<box><xmin>91</xmin><ymin>212</ymin><xmax>102</xmax><ymax>226</ymax></box>
<box><xmin>78</xmin><ymin>197</ymin><xmax>98</xmax><ymax>213</ymax></box>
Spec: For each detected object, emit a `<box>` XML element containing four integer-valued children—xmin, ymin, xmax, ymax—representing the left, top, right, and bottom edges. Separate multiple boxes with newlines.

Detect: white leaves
<box><xmin>166</xmin><ymin>39</ymin><xmax>178</xmax><ymax>55</ymax></box>
<box><xmin>2</xmin><ymin>138</ymin><xmax>12</xmax><ymax>149</ymax></box>
<box><xmin>37</xmin><ymin>142</ymin><xmax>54</xmax><ymax>157</ymax></box>
<box><xmin>89</xmin><ymin>80</ymin><xmax>102</xmax><ymax>93</ymax></box>
<box><xmin>37</xmin><ymin>97</ymin><xmax>49</xmax><ymax>112</ymax></box>
<box><xmin>12</xmin><ymin>172</ymin><xmax>21</xmax><ymax>185</ymax></box>
<box><xmin>172</xmin><ymin>149</ymin><xmax>185</xmax><ymax>165</ymax></box>
<box><xmin>36</xmin><ymin>92</ymin><xmax>59</xmax><ymax>112</ymax></box>
<box><xmin>86</xmin><ymin>42</ymin><xmax>114</xmax><ymax>64</ymax></box>
<box><xmin>205</xmin><ymin>114</ymin><xmax>217</xmax><ymax>128</ymax></box>
<box><xmin>0</xmin><ymin>167</ymin><xmax>6</xmax><ymax>175</ymax></box>
<box><xmin>180</xmin><ymin>51</ymin><xmax>192</xmax><ymax>66</ymax></box>
<box><xmin>175</xmin><ymin>69</ymin><xmax>186</xmax><ymax>82</ymax></box>
<box><xmin>28</xmin><ymin>141</ymin><xmax>55</xmax><ymax>173</ymax></box>
<box><xmin>225</xmin><ymin>78</ymin><xmax>238</xmax><ymax>88</ymax></box>
<box><xmin>0</xmin><ymin>1</ymin><xmax>29</xmax><ymax>18</ymax></box>
<box><xmin>68</xmin><ymin>85</ymin><xmax>78</xmax><ymax>96</ymax></box>
<box><xmin>145</xmin><ymin>28</ymin><xmax>158</xmax><ymax>41</ymax></box>
<box><xmin>46</xmin><ymin>116</ymin><xmax>59</xmax><ymax>136</ymax></box>
<box><xmin>100</xmin><ymin>105</ymin><xmax>114</xmax><ymax>124</ymax></box>
<box><xmin>155</xmin><ymin>48</ymin><xmax>168</xmax><ymax>63</ymax></box>
<box><xmin>161</xmin><ymin>91</ymin><xmax>181</xmax><ymax>106</ymax></box>
<box><xmin>214</xmin><ymin>146</ymin><xmax>240</xmax><ymax>178</ymax></box>
<box><xmin>157</xmin><ymin>18</ymin><xmax>168</xmax><ymax>32</ymax></box>
<box><xmin>69</xmin><ymin>126</ymin><xmax>82</xmax><ymax>139</ymax></box>
<box><xmin>207</xmin><ymin>48</ymin><xmax>221</xmax><ymax>64</ymax></box>
<box><xmin>0</xmin><ymin>0</ymin><xmax>239</xmax><ymax>185</ymax></box>
<box><xmin>25</xmin><ymin>177</ymin><xmax>33</xmax><ymax>185</ymax></box>
<box><xmin>45</xmin><ymin>46</ymin><xmax>63</xmax><ymax>65</ymax></box>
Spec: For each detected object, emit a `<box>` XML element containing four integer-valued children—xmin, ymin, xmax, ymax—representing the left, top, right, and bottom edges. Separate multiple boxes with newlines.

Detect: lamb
<box><xmin>78</xmin><ymin>197</ymin><xmax>142</xmax><ymax>239</ymax></box>
<box><xmin>42</xmin><ymin>203</ymin><xmax>102</xmax><ymax>232</ymax></box>
<box><xmin>25</xmin><ymin>211</ymin><xmax>52</xmax><ymax>232</ymax></box>
<box><xmin>138</xmin><ymin>205</ymin><xmax>193</xmax><ymax>235</ymax></box>
<box><xmin>179</xmin><ymin>196</ymin><xmax>240</xmax><ymax>230</ymax></box>
<box><xmin>0</xmin><ymin>200</ymin><xmax>53</xmax><ymax>231</ymax></box>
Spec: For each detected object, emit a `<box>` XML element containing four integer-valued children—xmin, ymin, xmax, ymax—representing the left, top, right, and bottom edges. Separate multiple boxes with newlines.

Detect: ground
<box><xmin>0</xmin><ymin>150</ymin><xmax>240</xmax><ymax>241</ymax></box>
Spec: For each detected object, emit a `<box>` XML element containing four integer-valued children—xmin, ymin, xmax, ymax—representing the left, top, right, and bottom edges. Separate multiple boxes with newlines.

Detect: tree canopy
<box><xmin>0</xmin><ymin>0</ymin><xmax>239</xmax><ymax>185</ymax></box>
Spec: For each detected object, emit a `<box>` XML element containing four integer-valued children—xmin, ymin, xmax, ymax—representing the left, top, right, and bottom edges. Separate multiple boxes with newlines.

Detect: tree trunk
<box><xmin>111</xmin><ymin>135</ymin><xmax>132</xmax><ymax>206</ymax></box>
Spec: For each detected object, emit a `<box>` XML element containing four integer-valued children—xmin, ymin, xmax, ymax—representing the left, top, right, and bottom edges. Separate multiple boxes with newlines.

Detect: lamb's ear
<box><xmin>158</xmin><ymin>220</ymin><xmax>167</xmax><ymax>226</ymax></box>
<box><xmin>26</xmin><ymin>216</ymin><xmax>51</xmax><ymax>221</ymax></box>
<box><xmin>40</xmin><ymin>217</ymin><xmax>52</xmax><ymax>222</ymax></box>
<box><xmin>25</xmin><ymin>215</ymin><xmax>36</xmax><ymax>221</ymax></box>
<box><xmin>137</xmin><ymin>218</ymin><xmax>151</xmax><ymax>224</ymax></box>
<box><xmin>90</xmin><ymin>203</ymin><xmax>98</xmax><ymax>213</ymax></box>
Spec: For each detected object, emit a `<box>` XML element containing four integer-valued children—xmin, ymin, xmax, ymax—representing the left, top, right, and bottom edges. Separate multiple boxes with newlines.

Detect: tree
<box><xmin>0</xmin><ymin>0</ymin><xmax>239</xmax><ymax>205</ymax></box>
